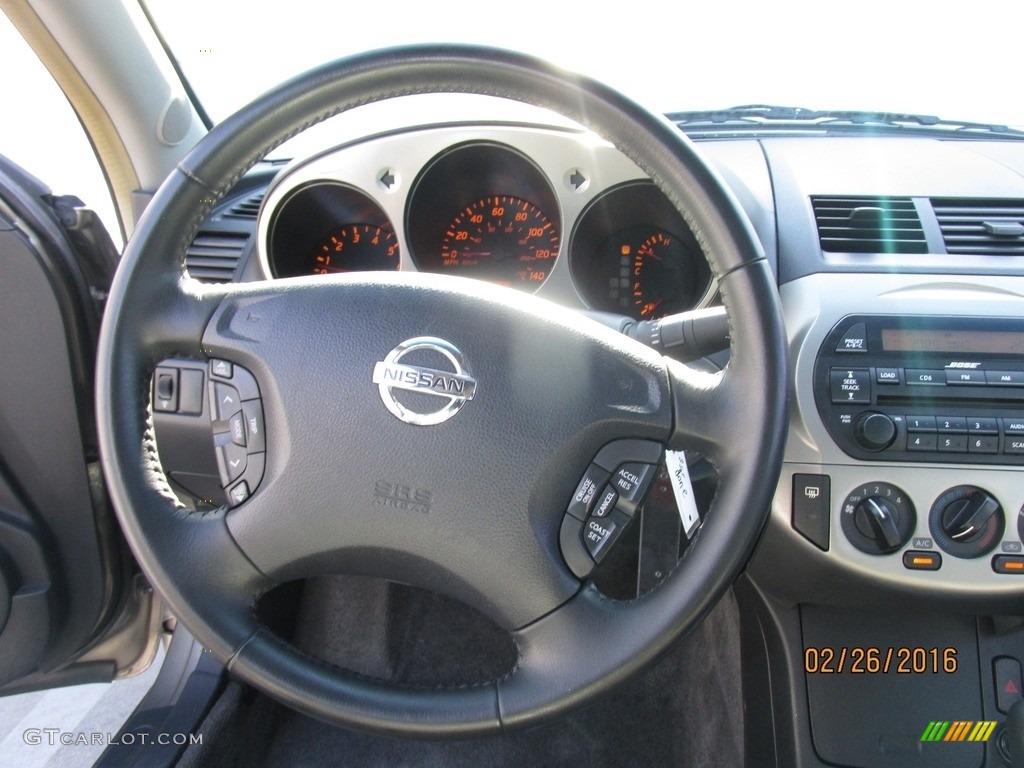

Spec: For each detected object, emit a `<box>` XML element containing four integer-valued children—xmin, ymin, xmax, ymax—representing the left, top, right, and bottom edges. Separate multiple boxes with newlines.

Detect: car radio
<box><xmin>814</xmin><ymin>315</ymin><xmax>1024</xmax><ymax>466</ymax></box>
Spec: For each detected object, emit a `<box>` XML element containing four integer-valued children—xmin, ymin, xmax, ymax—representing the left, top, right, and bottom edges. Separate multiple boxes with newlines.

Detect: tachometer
<box><xmin>439</xmin><ymin>196</ymin><xmax>559</xmax><ymax>289</ymax></box>
<box><xmin>311</xmin><ymin>224</ymin><xmax>399</xmax><ymax>274</ymax></box>
<box><xmin>570</xmin><ymin>181</ymin><xmax>713</xmax><ymax>321</ymax></box>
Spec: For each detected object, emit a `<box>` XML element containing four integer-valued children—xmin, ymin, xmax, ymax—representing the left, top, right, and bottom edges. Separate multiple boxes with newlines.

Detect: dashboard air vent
<box><xmin>932</xmin><ymin>199</ymin><xmax>1024</xmax><ymax>256</ymax></box>
<box><xmin>224</xmin><ymin>192</ymin><xmax>264</xmax><ymax>220</ymax></box>
<box><xmin>811</xmin><ymin>196</ymin><xmax>928</xmax><ymax>254</ymax></box>
<box><xmin>184</xmin><ymin>232</ymin><xmax>248</xmax><ymax>283</ymax></box>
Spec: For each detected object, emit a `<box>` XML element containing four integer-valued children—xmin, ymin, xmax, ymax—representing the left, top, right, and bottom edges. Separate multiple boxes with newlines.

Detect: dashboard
<box><xmin>188</xmin><ymin>124</ymin><xmax>1024</xmax><ymax>602</ymax></box>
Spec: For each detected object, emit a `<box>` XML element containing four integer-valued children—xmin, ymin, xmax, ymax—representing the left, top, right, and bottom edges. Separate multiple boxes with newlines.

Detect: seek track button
<box><xmin>829</xmin><ymin>368</ymin><xmax>871</xmax><ymax>404</ymax></box>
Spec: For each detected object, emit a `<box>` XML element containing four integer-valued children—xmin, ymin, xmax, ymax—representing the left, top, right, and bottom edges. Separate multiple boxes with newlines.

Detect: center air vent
<box><xmin>811</xmin><ymin>196</ymin><xmax>928</xmax><ymax>254</ymax></box>
<box><xmin>932</xmin><ymin>199</ymin><xmax>1024</xmax><ymax>256</ymax></box>
<box><xmin>184</xmin><ymin>232</ymin><xmax>248</xmax><ymax>283</ymax></box>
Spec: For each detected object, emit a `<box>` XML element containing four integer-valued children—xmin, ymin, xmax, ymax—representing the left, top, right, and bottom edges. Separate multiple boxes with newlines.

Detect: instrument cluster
<box><xmin>260</xmin><ymin>128</ymin><xmax>714</xmax><ymax>320</ymax></box>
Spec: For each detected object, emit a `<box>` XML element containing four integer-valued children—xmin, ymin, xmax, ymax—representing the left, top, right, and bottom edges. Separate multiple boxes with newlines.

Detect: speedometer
<box><xmin>439</xmin><ymin>196</ymin><xmax>559</xmax><ymax>289</ymax></box>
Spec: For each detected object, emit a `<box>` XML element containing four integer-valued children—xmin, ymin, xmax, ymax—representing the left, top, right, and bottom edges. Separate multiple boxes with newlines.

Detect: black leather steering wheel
<box><xmin>96</xmin><ymin>45</ymin><xmax>787</xmax><ymax>737</ymax></box>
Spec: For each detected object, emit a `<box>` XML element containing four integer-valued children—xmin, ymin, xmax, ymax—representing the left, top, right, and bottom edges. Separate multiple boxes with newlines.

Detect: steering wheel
<box><xmin>96</xmin><ymin>45</ymin><xmax>787</xmax><ymax>737</ymax></box>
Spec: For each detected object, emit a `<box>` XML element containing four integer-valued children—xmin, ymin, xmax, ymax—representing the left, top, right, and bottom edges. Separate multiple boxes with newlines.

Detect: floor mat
<box><xmin>180</xmin><ymin>583</ymin><xmax>744</xmax><ymax>768</ymax></box>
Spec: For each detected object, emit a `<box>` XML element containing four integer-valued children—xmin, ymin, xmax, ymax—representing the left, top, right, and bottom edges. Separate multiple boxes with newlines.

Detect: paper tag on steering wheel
<box><xmin>664</xmin><ymin>450</ymin><xmax>701</xmax><ymax>539</ymax></box>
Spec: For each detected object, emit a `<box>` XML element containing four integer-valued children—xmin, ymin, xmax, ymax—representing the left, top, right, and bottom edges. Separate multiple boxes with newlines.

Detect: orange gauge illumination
<box><xmin>631</xmin><ymin>231</ymin><xmax>694</xmax><ymax>318</ymax></box>
<box><xmin>312</xmin><ymin>223</ymin><xmax>399</xmax><ymax>274</ymax></box>
<box><xmin>440</xmin><ymin>196</ymin><xmax>559</xmax><ymax>290</ymax></box>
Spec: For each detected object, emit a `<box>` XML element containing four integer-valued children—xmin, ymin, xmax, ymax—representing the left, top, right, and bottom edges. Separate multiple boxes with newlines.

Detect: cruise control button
<box><xmin>213</xmin><ymin>383</ymin><xmax>241</xmax><ymax>420</ymax></box>
<box><xmin>215</xmin><ymin>440</ymin><xmax>247</xmax><ymax>486</ymax></box>
<box><xmin>612</xmin><ymin>463</ymin><xmax>657</xmax><ymax>508</ymax></box>
<box><xmin>242</xmin><ymin>400</ymin><xmax>265</xmax><ymax>453</ymax></box>
<box><xmin>591</xmin><ymin>485</ymin><xmax>618</xmax><ymax>518</ymax></box>
<box><xmin>228</xmin><ymin>411</ymin><xmax>247</xmax><ymax>447</ymax></box>
<box><xmin>582</xmin><ymin>509</ymin><xmax>631</xmax><ymax>563</ymax></box>
<box><xmin>566</xmin><ymin>465</ymin><xmax>609</xmax><ymax>521</ymax></box>
<box><xmin>829</xmin><ymin>368</ymin><xmax>871</xmax><ymax>404</ymax></box>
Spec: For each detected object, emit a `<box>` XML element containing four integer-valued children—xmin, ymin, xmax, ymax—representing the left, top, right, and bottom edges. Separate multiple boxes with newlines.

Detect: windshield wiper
<box><xmin>667</xmin><ymin>104</ymin><xmax>1024</xmax><ymax>139</ymax></box>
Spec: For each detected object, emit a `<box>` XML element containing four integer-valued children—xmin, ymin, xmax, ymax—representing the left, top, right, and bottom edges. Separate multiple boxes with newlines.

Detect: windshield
<box><xmin>146</xmin><ymin>0</ymin><xmax>1024</xmax><ymax>129</ymax></box>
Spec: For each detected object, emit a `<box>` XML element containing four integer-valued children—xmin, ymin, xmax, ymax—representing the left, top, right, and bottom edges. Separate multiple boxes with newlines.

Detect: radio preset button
<box><xmin>937</xmin><ymin>417</ymin><xmax>967</xmax><ymax>433</ymax></box>
<box><xmin>829</xmin><ymin>368</ymin><xmax>871</xmax><ymax>404</ymax></box>
<box><xmin>876</xmin><ymin>367</ymin><xmax>901</xmax><ymax>384</ymax></box>
<box><xmin>968</xmin><ymin>436</ymin><xmax>999</xmax><ymax>454</ymax></box>
<box><xmin>906</xmin><ymin>369</ymin><xmax>945</xmax><ymax>386</ymax></box>
<box><xmin>906</xmin><ymin>415</ymin><xmax>936</xmax><ymax>432</ymax></box>
<box><xmin>987</xmin><ymin>371</ymin><xmax>1024</xmax><ymax>387</ymax></box>
<box><xmin>938</xmin><ymin>434</ymin><xmax>968</xmax><ymax>453</ymax></box>
<box><xmin>968</xmin><ymin>417</ymin><xmax>998</xmax><ymax>434</ymax></box>
<box><xmin>945</xmin><ymin>369</ymin><xmax>986</xmax><ymax>385</ymax></box>
<box><xmin>908</xmin><ymin>433</ymin><xmax>937</xmax><ymax>451</ymax></box>
<box><xmin>835</xmin><ymin>322</ymin><xmax>868</xmax><ymax>353</ymax></box>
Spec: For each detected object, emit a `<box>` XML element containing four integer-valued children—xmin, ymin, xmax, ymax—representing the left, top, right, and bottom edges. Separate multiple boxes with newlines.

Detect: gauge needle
<box><xmin>641</xmin><ymin>299</ymin><xmax>663</xmax><ymax>317</ymax></box>
<box><xmin>458</xmin><ymin>252</ymin><xmax>492</xmax><ymax>258</ymax></box>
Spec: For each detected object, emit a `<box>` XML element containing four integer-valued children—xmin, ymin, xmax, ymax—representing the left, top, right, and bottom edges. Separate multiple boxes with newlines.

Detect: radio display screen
<box><xmin>881</xmin><ymin>328</ymin><xmax>1024</xmax><ymax>355</ymax></box>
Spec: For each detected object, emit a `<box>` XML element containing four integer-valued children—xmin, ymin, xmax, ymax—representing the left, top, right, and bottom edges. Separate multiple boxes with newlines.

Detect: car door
<box><xmin>0</xmin><ymin>152</ymin><xmax>158</xmax><ymax>695</ymax></box>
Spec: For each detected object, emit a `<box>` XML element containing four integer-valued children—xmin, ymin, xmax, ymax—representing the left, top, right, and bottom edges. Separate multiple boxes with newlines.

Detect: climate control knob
<box><xmin>853</xmin><ymin>412</ymin><xmax>897</xmax><ymax>451</ymax></box>
<box><xmin>841</xmin><ymin>482</ymin><xmax>916</xmax><ymax>555</ymax></box>
<box><xmin>929</xmin><ymin>485</ymin><xmax>1004</xmax><ymax>559</ymax></box>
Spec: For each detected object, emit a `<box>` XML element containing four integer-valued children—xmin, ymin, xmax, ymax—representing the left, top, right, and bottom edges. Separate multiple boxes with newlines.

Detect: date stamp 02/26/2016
<box><xmin>803</xmin><ymin>646</ymin><xmax>958</xmax><ymax>675</ymax></box>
